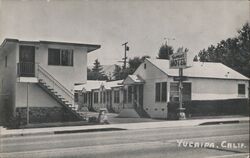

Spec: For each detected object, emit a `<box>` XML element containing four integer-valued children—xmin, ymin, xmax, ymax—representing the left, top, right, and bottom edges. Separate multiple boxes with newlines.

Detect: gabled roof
<box><xmin>75</xmin><ymin>80</ymin><xmax>123</xmax><ymax>92</ymax></box>
<box><xmin>147</xmin><ymin>58</ymin><xmax>249</xmax><ymax>80</ymax></box>
<box><xmin>0</xmin><ymin>38</ymin><xmax>101</xmax><ymax>53</ymax></box>
<box><xmin>123</xmin><ymin>75</ymin><xmax>145</xmax><ymax>85</ymax></box>
<box><xmin>104</xmin><ymin>80</ymin><xmax>123</xmax><ymax>90</ymax></box>
<box><xmin>74</xmin><ymin>80</ymin><xmax>106</xmax><ymax>92</ymax></box>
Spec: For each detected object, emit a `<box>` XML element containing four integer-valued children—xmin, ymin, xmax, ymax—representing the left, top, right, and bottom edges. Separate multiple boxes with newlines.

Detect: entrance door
<box><xmin>19</xmin><ymin>45</ymin><xmax>35</xmax><ymax>77</ymax></box>
<box><xmin>138</xmin><ymin>85</ymin><xmax>143</xmax><ymax>109</ymax></box>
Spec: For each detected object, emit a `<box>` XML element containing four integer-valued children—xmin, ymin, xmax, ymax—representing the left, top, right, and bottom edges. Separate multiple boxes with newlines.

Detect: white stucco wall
<box><xmin>35</xmin><ymin>44</ymin><xmax>88</xmax><ymax>93</ymax></box>
<box><xmin>188</xmin><ymin>78</ymin><xmax>249</xmax><ymax>100</ymax></box>
<box><xmin>133</xmin><ymin>60</ymin><xmax>249</xmax><ymax>119</ymax></box>
<box><xmin>15</xmin><ymin>83</ymin><xmax>61</xmax><ymax>108</ymax></box>
<box><xmin>0</xmin><ymin>43</ymin><xmax>18</xmax><ymax>115</ymax></box>
<box><xmin>134</xmin><ymin>60</ymin><xmax>168</xmax><ymax>119</ymax></box>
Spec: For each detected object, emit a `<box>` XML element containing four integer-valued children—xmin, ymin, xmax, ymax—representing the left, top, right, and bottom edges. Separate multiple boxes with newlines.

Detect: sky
<box><xmin>0</xmin><ymin>0</ymin><xmax>249</xmax><ymax>66</ymax></box>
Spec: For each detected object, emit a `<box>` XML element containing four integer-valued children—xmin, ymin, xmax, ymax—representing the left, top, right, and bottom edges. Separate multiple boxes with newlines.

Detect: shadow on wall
<box><xmin>0</xmin><ymin>94</ymin><xmax>12</xmax><ymax>126</ymax></box>
<box><xmin>167</xmin><ymin>98</ymin><xmax>249</xmax><ymax>120</ymax></box>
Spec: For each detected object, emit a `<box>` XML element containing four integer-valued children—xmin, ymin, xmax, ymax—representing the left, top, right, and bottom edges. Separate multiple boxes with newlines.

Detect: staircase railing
<box><xmin>36</xmin><ymin>64</ymin><xmax>74</xmax><ymax>106</ymax></box>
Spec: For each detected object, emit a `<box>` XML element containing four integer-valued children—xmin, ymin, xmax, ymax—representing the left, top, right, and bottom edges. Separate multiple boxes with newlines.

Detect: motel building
<box><xmin>75</xmin><ymin>80</ymin><xmax>124</xmax><ymax>113</ymax></box>
<box><xmin>77</xmin><ymin>58</ymin><xmax>249</xmax><ymax>119</ymax></box>
<box><xmin>0</xmin><ymin>38</ymin><xmax>100</xmax><ymax>126</ymax></box>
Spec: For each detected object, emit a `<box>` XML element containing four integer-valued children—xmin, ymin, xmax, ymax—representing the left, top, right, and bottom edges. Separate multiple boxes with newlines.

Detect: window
<box><xmin>155</xmin><ymin>82</ymin><xmax>167</xmax><ymax>102</ymax></box>
<box><xmin>5</xmin><ymin>56</ymin><xmax>7</xmax><ymax>67</ymax></box>
<box><xmin>161</xmin><ymin>82</ymin><xmax>167</xmax><ymax>102</ymax></box>
<box><xmin>74</xmin><ymin>93</ymin><xmax>79</xmax><ymax>102</ymax></box>
<box><xmin>94</xmin><ymin>92</ymin><xmax>99</xmax><ymax>103</ymax></box>
<box><xmin>107</xmin><ymin>91</ymin><xmax>110</xmax><ymax>103</ymax></box>
<box><xmin>238</xmin><ymin>84</ymin><xmax>245</xmax><ymax>95</ymax></box>
<box><xmin>144</xmin><ymin>63</ymin><xmax>146</xmax><ymax>69</ymax></box>
<box><xmin>114</xmin><ymin>90</ymin><xmax>120</xmax><ymax>103</ymax></box>
<box><xmin>123</xmin><ymin>89</ymin><xmax>127</xmax><ymax>103</ymax></box>
<box><xmin>128</xmin><ymin>86</ymin><xmax>132</xmax><ymax>103</ymax></box>
<box><xmin>100</xmin><ymin>91</ymin><xmax>103</xmax><ymax>103</ymax></box>
<box><xmin>170</xmin><ymin>82</ymin><xmax>191</xmax><ymax>102</ymax></box>
<box><xmin>48</xmin><ymin>48</ymin><xmax>73</xmax><ymax>66</ymax></box>
<box><xmin>102</xmin><ymin>91</ymin><xmax>106</xmax><ymax>103</ymax></box>
<box><xmin>83</xmin><ymin>93</ymin><xmax>88</xmax><ymax>104</ymax></box>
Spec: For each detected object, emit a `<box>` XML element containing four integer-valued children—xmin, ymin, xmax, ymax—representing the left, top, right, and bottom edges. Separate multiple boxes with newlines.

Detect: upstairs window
<box><xmin>48</xmin><ymin>48</ymin><xmax>73</xmax><ymax>66</ymax></box>
<box><xmin>238</xmin><ymin>84</ymin><xmax>245</xmax><ymax>95</ymax></box>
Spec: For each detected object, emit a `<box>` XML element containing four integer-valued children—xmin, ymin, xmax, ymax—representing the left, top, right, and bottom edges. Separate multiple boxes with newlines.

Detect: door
<box><xmin>139</xmin><ymin>85</ymin><xmax>143</xmax><ymax>109</ymax></box>
<box><xmin>19</xmin><ymin>45</ymin><xmax>35</xmax><ymax>77</ymax></box>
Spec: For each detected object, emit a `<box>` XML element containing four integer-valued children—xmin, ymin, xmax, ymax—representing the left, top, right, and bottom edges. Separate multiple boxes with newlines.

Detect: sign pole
<box><xmin>178</xmin><ymin>68</ymin><xmax>186</xmax><ymax>120</ymax></box>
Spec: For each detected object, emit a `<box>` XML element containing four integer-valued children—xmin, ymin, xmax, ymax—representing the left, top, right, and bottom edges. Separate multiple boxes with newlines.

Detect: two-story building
<box><xmin>0</xmin><ymin>38</ymin><xmax>100</xmax><ymax>126</ymax></box>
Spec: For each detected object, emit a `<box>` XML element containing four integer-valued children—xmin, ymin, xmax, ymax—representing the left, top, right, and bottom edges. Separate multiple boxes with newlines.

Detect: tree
<box><xmin>113</xmin><ymin>56</ymin><xmax>150</xmax><ymax>80</ymax></box>
<box><xmin>157</xmin><ymin>43</ymin><xmax>174</xmax><ymax>59</ymax></box>
<box><xmin>176</xmin><ymin>47</ymin><xmax>188</xmax><ymax>54</ymax></box>
<box><xmin>87</xmin><ymin>59</ymin><xmax>108</xmax><ymax>80</ymax></box>
<box><xmin>193</xmin><ymin>55</ymin><xmax>198</xmax><ymax>61</ymax></box>
<box><xmin>113</xmin><ymin>65</ymin><xmax>124</xmax><ymax>80</ymax></box>
<box><xmin>198</xmin><ymin>22</ymin><xmax>250</xmax><ymax>77</ymax></box>
<box><xmin>92</xmin><ymin>59</ymin><xmax>103</xmax><ymax>73</ymax></box>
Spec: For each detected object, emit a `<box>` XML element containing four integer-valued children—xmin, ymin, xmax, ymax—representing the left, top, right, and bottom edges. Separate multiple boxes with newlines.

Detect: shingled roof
<box><xmin>147</xmin><ymin>59</ymin><xmax>249</xmax><ymax>80</ymax></box>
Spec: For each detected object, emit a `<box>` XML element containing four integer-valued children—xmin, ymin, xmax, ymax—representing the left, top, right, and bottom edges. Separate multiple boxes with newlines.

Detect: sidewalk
<box><xmin>0</xmin><ymin>117</ymin><xmax>248</xmax><ymax>138</ymax></box>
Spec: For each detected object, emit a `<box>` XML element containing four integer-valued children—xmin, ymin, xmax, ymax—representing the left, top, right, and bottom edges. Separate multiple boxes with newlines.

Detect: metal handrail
<box><xmin>37</xmin><ymin>64</ymin><xmax>74</xmax><ymax>100</ymax></box>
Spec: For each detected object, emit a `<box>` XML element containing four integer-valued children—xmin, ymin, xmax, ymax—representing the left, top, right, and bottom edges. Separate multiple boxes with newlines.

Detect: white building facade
<box><xmin>123</xmin><ymin>59</ymin><xmax>249</xmax><ymax>119</ymax></box>
<box><xmin>0</xmin><ymin>38</ymin><xmax>100</xmax><ymax>125</ymax></box>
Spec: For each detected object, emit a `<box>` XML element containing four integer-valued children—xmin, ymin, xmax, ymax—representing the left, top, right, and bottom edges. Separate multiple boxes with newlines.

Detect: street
<box><xmin>0</xmin><ymin>122</ymin><xmax>249</xmax><ymax>158</ymax></box>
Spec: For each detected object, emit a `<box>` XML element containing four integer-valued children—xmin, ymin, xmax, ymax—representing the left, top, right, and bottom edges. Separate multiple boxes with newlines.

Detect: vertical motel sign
<box><xmin>169</xmin><ymin>51</ymin><xmax>192</xmax><ymax>120</ymax></box>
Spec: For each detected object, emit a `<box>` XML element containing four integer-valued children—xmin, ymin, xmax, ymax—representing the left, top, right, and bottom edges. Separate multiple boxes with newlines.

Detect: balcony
<box><xmin>17</xmin><ymin>62</ymin><xmax>35</xmax><ymax>77</ymax></box>
<box><xmin>17</xmin><ymin>62</ymin><xmax>38</xmax><ymax>83</ymax></box>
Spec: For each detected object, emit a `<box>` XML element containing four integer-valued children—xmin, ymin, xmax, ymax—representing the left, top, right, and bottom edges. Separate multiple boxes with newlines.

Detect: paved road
<box><xmin>0</xmin><ymin>123</ymin><xmax>249</xmax><ymax>158</ymax></box>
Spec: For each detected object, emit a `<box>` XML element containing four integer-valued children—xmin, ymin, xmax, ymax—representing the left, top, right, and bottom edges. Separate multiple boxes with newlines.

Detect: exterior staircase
<box><xmin>36</xmin><ymin>65</ymin><xmax>84</xmax><ymax>121</ymax></box>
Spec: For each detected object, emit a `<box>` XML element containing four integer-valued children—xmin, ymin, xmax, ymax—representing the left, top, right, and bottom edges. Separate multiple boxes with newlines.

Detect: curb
<box><xmin>1</xmin><ymin>131</ymin><xmax>54</xmax><ymax>138</ymax></box>
<box><xmin>198</xmin><ymin>120</ymin><xmax>240</xmax><ymax>126</ymax></box>
<box><xmin>1</xmin><ymin>118</ymin><xmax>249</xmax><ymax>138</ymax></box>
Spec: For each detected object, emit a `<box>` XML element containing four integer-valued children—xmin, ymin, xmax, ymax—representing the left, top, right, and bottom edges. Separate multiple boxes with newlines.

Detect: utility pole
<box><xmin>122</xmin><ymin>42</ymin><xmax>129</xmax><ymax>69</ymax></box>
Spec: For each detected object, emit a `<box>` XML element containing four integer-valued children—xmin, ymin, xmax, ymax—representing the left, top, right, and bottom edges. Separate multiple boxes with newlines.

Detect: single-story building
<box><xmin>75</xmin><ymin>58</ymin><xmax>249</xmax><ymax>119</ymax></box>
<box><xmin>122</xmin><ymin>58</ymin><xmax>249</xmax><ymax>119</ymax></box>
<box><xmin>75</xmin><ymin>80</ymin><xmax>123</xmax><ymax>113</ymax></box>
